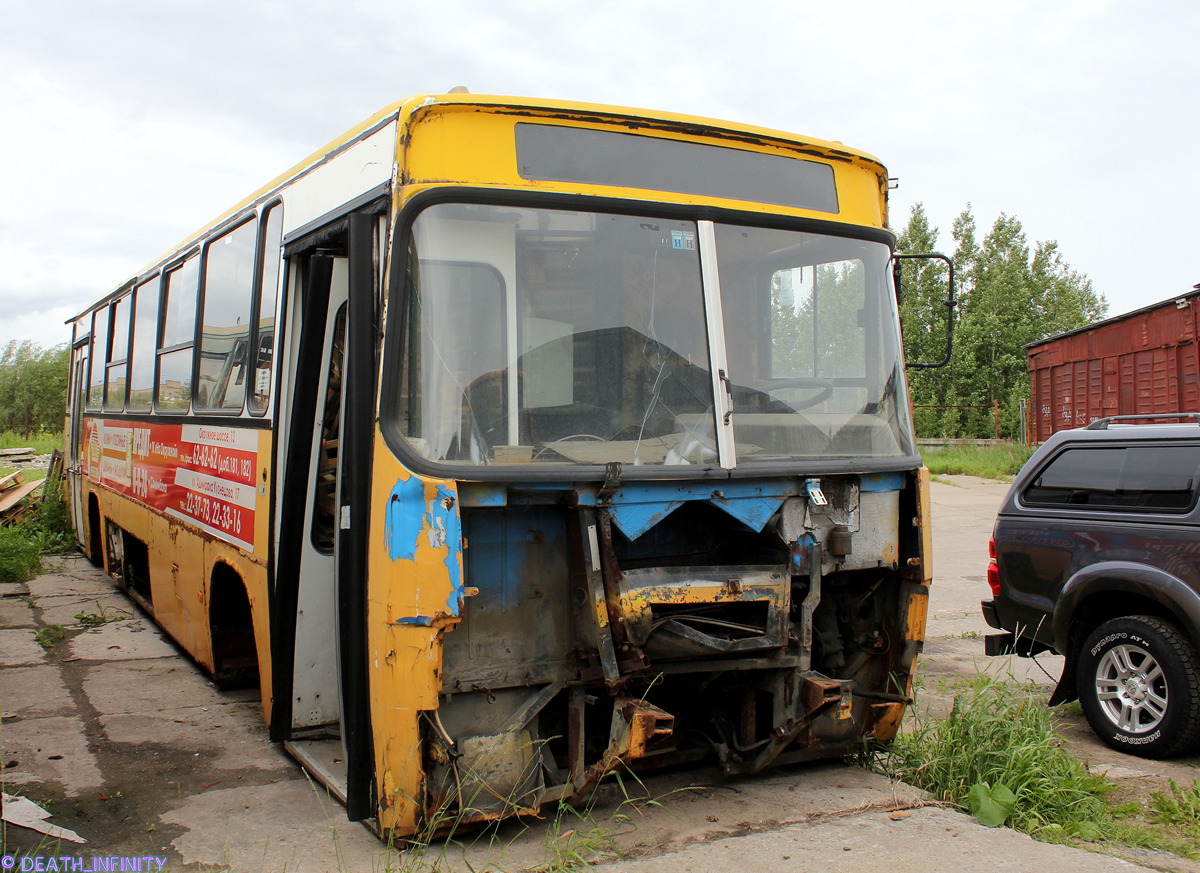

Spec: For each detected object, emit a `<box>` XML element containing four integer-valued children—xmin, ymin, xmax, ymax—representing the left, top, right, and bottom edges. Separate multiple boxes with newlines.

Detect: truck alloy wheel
<box><xmin>1076</xmin><ymin>615</ymin><xmax>1200</xmax><ymax>759</ymax></box>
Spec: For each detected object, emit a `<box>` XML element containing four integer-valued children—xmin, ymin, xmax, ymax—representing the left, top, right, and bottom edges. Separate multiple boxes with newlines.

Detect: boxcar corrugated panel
<box><xmin>1087</xmin><ymin>359</ymin><xmax>1104</xmax><ymax>424</ymax></box>
<box><xmin>1160</xmin><ymin>348</ymin><xmax>1176</xmax><ymax>412</ymax></box>
<box><xmin>1027</xmin><ymin>292</ymin><xmax>1200</xmax><ymax>439</ymax></box>
<box><xmin>1135</xmin><ymin>350</ymin><xmax>1157</xmax><ymax>412</ymax></box>
<box><xmin>1120</xmin><ymin>352</ymin><xmax>1138</xmax><ymax>412</ymax></box>
<box><xmin>1051</xmin><ymin>365</ymin><xmax>1071</xmax><ymax>431</ymax></box>
<box><xmin>1032</xmin><ymin>367</ymin><xmax>1053</xmax><ymax>442</ymax></box>
<box><xmin>1101</xmin><ymin>357</ymin><xmax>1119</xmax><ymax>413</ymax></box>
<box><xmin>1181</xmin><ymin>343</ymin><xmax>1200</xmax><ymax>411</ymax></box>
<box><xmin>1071</xmin><ymin>362</ymin><xmax>1090</xmax><ymax>428</ymax></box>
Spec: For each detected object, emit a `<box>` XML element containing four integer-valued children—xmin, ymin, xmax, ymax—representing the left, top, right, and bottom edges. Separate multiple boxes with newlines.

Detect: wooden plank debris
<box><xmin>0</xmin><ymin>479</ymin><xmax>43</xmax><ymax>522</ymax></box>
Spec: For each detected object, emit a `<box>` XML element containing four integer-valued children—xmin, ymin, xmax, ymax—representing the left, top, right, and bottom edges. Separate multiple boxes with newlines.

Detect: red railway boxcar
<box><xmin>1026</xmin><ymin>288</ymin><xmax>1200</xmax><ymax>443</ymax></box>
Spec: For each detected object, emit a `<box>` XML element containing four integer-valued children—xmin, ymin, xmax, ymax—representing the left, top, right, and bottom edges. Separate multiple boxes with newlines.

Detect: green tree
<box><xmin>0</xmin><ymin>341</ymin><xmax>70</xmax><ymax>435</ymax></box>
<box><xmin>895</xmin><ymin>205</ymin><xmax>1106</xmax><ymax>439</ymax></box>
<box><xmin>896</xmin><ymin>204</ymin><xmax>952</xmax><ymax>435</ymax></box>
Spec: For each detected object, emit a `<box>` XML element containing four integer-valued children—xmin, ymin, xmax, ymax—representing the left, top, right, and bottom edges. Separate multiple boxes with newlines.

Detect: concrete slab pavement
<box><xmin>592</xmin><ymin>805</ymin><xmax>1153</xmax><ymax>873</ymax></box>
<box><xmin>0</xmin><ymin>629</ymin><xmax>45</xmax><ymax>667</ymax></box>
<box><xmin>2</xmin><ymin>484</ymin><xmax>1176</xmax><ymax>872</ymax></box>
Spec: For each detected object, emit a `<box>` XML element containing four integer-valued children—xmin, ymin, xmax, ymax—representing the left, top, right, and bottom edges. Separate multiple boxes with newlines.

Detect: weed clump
<box><xmin>920</xmin><ymin>442</ymin><xmax>1034</xmax><ymax>479</ymax></box>
<box><xmin>0</xmin><ymin>467</ymin><xmax>73</xmax><ymax>583</ymax></box>
<box><xmin>1150</xmin><ymin>779</ymin><xmax>1200</xmax><ymax>839</ymax></box>
<box><xmin>32</xmin><ymin>623</ymin><xmax>67</xmax><ymax>649</ymax></box>
<box><xmin>0</xmin><ymin>523</ymin><xmax>46</xmax><ymax>583</ymax></box>
<box><xmin>871</xmin><ymin>676</ymin><xmax>1110</xmax><ymax>835</ymax></box>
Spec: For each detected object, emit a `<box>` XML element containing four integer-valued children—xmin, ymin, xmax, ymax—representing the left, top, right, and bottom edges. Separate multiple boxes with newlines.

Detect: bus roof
<box><xmin>73</xmin><ymin>93</ymin><xmax>887</xmax><ymax>322</ymax></box>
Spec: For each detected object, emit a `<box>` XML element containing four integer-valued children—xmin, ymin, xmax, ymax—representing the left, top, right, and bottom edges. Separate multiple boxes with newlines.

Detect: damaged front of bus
<box><xmin>366</xmin><ymin>95</ymin><xmax>944</xmax><ymax>837</ymax></box>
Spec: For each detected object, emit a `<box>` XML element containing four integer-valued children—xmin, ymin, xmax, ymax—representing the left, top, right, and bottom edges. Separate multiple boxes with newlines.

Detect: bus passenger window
<box><xmin>197</xmin><ymin>218</ymin><xmax>256</xmax><ymax>411</ymax></box>
<box><xmin>87</xmin><ymin>305</ymin><xmax>110</xmax><ymax>409</ymax></box>
<box><xmin>127</xmin><ymin>276</ymin><xmax>160</xmax><ymax>411</ymax></box>
<box><xmin>104</xmin><ymin>295</ymin><xmax>131</xmax><ymax>411</ymax></box>
<box><xmin>157</xmin><ymin>254</ymin><xmax>199</xmax><ymax>411</ymax></box>
<box><xmin>250</xmin><ymin>205</ymin><xmax>283</xmax><ymax>414</ymax></box>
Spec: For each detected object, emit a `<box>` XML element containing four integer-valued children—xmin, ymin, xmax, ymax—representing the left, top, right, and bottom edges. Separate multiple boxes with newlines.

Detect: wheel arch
<box><xmin>1049</xmin><ymin>564</ymin><xmax>1200</xmax><ymax>705</ymax></box>
<box><xmin>208</xmin><ymin>560</ymin><xmax>261</xmax><ymax>689</ymax></box>
<box><xmin>86</xmin><ymin>490</ymin><xmax>104</xmax><ymax>567</ymax></box>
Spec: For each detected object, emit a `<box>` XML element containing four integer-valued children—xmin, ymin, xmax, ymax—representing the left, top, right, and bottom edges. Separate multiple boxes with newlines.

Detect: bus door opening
<box><xmin>275</xmin><ymin>247</ymin><xmax>350</xmax><ymax>799</ymax></box>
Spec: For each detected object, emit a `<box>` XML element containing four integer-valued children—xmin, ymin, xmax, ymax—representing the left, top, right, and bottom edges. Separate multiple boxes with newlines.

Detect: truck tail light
<box><xmin>987</xmin><ymin>536</ymin><xmax>1001</xmax><ymax>596</ymax></box>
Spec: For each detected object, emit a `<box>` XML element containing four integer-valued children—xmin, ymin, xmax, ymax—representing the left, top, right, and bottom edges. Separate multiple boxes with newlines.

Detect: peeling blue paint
<box><xmin>607</xmin><ymin>498</ymin><xmax>688</xmax><ymax>541</ymax></box>
<box><xmin>430</xmin><ymin>484</ymin><xmax>464</xmax><ymax>614</ymax></box>
<box><xmin>386</xmin><ymin>477</ymin><xmax>465</xmax><ymax>623</ymax></box>
<box><xmin>456</xmin><ymin>482</ymin><xmax>508</xmax><ymax>507</ymax></box>
<box><xmin>605</xmin><ymin>481</ymin><xmax>797</xmax><ymax>540</ymax></box>
<box><xmin>708</xmin><ymin>495</ymin><xmax>787</xmax><ymax>532</ymax></box>
<box><xmin>385</xmin><ymin>475</ymin><xmax>427</xmax><ymax>561</ymax></box>
<box><xmin>789</xmin><ymin>532</ymin><xmax>817</xmax><ymax>575</ymax></box>
<box><xmin>860</xmin><ymin>472</ymin><xmax>906</xmax><ymax>492</ymax></box>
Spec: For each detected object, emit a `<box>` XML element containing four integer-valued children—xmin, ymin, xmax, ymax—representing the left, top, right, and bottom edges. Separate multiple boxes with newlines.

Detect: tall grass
<box><xmin>920</xmin><ymin>442</ymin><xmax>1035</xmax><ymax>480</ymax></box>
<box><xmin>871</xmin><ymin>677</ymin><xmax>1111</xmax><ymax>835</ymax></box>
<box><xmin>0</xmin><ymin>466</ymin><xmax>74</xmax><ymax>583</ymax></box>
<box><xmin>871</xmin><ymin>676</ymin><xmax>1200</xmax><ymax>858</ymax></box>
<box><xmin>0</xmin><ymin>429</ymin><xmax>64</xmax><ymax>455</ymax></box>
<box><xmin>0</xmin><ymin>525</ymin><xmax>45</xmax><ymax>583</ymax></box>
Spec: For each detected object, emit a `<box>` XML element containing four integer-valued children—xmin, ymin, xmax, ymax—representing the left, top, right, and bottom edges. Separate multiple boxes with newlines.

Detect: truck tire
<box><xmin>1076</xmin><ymin>615</ymin><xmax>1200</xmax><ymax>758</ymax></box>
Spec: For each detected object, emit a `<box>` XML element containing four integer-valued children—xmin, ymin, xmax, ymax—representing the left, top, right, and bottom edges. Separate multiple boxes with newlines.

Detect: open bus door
<box><xmin>271</xmin><ymin>210</ymin><xmax>378</xmax><ymax>821</ymax></box>
<box><xmin>66</xmin><ymin>338</ymin><xmax>95</xmax><ymax>562</ymax></box>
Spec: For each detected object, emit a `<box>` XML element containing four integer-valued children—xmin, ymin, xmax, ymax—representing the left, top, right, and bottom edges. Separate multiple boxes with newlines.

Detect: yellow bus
<box><xmin>65</xmin><ymin>92</ymin><xmax>950</xmax><ymax>837</ymax></box>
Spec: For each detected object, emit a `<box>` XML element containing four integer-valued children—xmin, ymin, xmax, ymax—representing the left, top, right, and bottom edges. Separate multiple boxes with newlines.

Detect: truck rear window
<box><xmin>1024</xmin><ymin>445</ymin><xmax>1200</xmax><ymax>512</ymax></box>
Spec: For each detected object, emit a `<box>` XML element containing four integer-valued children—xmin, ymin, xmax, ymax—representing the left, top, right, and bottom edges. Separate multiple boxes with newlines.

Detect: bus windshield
<box><xmin>397</xmin><ymin>203</ymin><xmax>913</xmax><ymax>467</ymax></box>
<box><xmin>716</xmin><ymin>224</ymin><xmax>914</xmax><ymax>463</ymax></box>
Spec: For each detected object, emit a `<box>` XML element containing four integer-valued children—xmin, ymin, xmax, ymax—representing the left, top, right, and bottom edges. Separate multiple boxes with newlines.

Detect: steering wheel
<box><xmin>753</xmin><ymin>377</ymin><xmax>834</xmax><ymax>411</ymax></box>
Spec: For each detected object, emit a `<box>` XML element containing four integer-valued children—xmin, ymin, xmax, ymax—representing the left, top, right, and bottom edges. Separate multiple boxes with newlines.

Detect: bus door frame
<box><xmin>270</xmin><ymin>208</ymin><xmax>379</xmax><ymax>822</ymax></box>
<box><xmin>67</xmin><ymin>336</ymin><xmax>90</xmax><ymax>555</ymax></box>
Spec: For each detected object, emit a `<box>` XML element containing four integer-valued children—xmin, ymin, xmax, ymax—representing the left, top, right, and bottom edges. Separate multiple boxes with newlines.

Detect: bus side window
<box><xmin>157</xmin><ymin>254</ymin><xmax>199</xmax><ymax>411</ymax></box>
<box><xmin>196</xmin><ymin>217</ymin><xmax>256</xmax><ymax>411</ymax></box>
<box><xmin>87</xmin><ymin>304</ymin><xmax>110</xmax><ymax>409</ymax></box>
<box><xmin>127</xmin><ymin>276</ymin><xmax>160</xmax><ymax>411</ymax></box>
<box><xmin>249</xmin><ymin>204</ymin><xmax>283</xmax><ymax>414</ymax></box>
<box><xmin>104</xmin><ymin>294</ymin><xmax>131</xmax><ymax>411</ymax></box>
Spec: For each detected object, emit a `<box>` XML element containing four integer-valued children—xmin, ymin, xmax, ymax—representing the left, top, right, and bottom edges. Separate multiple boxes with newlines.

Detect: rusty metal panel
<box><xmin>1027</xmin><ymin>291</ymin><xmax>1200</xmax><ymax>439</ymax></box>
<box><xmin>1032</xmin><ymin>367</ymin><xmax>1053</xmax><ymax>442</ymax></box>
<box><xmin>1086</xmin><ymin>359</ymin><xmax>1104</xmax><ymax>424</ymax></box>
<box><xmin>1181</xmin><ymin>343</ymin><xmax>1200</xmax><ymax>411</ymax></box>
<box><xmin>1162</xmin><ymin>348</ymin><xmax>1177</xmax><ymax>413</ymax></box>
<box><xmin>1102</xmin><ymin>357</ymin><xmax>1119</xmax><ymax>414</ymax></box>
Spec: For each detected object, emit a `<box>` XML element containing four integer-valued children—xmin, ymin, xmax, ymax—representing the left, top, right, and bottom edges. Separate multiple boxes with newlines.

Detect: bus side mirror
<box><xmin>894</xmin><ymin>253</ymin><xmax>956</xmax><ymax>370</ymax></box>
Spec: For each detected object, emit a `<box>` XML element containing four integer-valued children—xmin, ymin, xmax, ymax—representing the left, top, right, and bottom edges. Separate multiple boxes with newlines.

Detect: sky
<box><xmin>2</xmin><ymin>0</ymin><xmax>1198</xmax><ymax>351</ymax></box>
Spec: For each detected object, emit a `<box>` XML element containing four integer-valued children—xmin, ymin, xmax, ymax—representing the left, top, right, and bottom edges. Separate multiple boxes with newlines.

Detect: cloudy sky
<box><xmin>2</xmin><ymin>0</ymin><xmax>1197</xmax><ymax>351</ymax></box>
